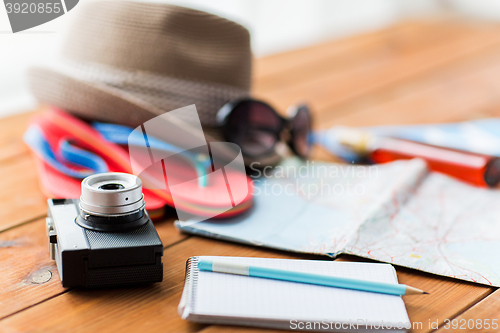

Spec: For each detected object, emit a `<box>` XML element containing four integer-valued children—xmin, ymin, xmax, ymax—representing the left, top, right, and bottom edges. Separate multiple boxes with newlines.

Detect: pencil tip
<box><xmin>405</xmin><ymin>286</ymin><xmax>428</xmax><ymax>295</ymax></box>
<box><xmin>423</xmin><ymin>292</ymin><xmax>429</xmax><ymax>294</ymax></box>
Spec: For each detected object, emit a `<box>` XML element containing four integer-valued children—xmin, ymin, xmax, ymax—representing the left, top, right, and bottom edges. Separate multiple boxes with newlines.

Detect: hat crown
<box><xmin>62</xmin><ymin>1</ymin><xmax>252</xmax><ymax>90</ymax></box>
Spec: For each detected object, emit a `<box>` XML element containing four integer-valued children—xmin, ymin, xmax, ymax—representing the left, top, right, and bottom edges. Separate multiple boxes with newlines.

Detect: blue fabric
<box><xmin>59</xmin><ymin>140</ymin><xmax>108</xmax><ymax>174</ymax></box>
<box><xmin>23</xmin><ymin>126</ymin><xmax>106</xmax><ymax>178</ymax></box>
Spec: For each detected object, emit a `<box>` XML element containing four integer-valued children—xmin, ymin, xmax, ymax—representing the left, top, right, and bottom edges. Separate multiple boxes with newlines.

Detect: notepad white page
<box><xmin>187</xmin><ymin>256</ymin><xmax>410</xmax><ymax>328</ymax></box>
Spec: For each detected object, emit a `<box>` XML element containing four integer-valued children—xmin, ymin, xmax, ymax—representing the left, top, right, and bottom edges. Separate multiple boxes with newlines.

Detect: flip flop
<box><xmin>24</xmin><ymin>109</ymin><xmax>253</xmax><ymax>219</ymax></box>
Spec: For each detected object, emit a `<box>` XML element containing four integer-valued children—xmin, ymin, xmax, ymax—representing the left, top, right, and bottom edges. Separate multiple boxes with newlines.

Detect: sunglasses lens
<box><xmin>290</xmin><ymin>105</ymin><xmax>312</xmax><ymax>158</ymax></box>
<box><xmin>224</xmin><ymin>101</ymin><xmax>281</xmax><ymax>157</ymax></box>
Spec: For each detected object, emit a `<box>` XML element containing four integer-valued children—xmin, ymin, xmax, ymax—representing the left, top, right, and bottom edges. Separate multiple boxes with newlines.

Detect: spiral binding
<box><xmin>179</xmin><ymin>256</ymin><xmax>199</xmax><ymax>318</ymax></box>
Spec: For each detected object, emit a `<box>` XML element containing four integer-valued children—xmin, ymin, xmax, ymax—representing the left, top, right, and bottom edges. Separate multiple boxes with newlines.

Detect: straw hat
<box><xmin>27</xmin><ymin>0</ymin><xmax>252</xmax><ymax>140</ymax></box>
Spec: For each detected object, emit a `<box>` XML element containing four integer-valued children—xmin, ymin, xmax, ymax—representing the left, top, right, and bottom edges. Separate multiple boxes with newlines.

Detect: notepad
<box><xmin>178</xmin><ymin>256</ymin><xmax>411</xmax><ymax>332</ymax></box>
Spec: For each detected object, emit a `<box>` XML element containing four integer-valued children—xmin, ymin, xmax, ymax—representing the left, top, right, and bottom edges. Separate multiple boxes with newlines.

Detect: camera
<box><xmin>46</xmin><ymin>172</ymin><xmax>164</xmax><ymax>288</ymax></box>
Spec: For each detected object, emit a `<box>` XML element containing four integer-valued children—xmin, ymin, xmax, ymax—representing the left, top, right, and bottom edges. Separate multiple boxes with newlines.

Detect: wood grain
<box><xmin>254</xmin><ymin>20</ymin><xmax>500</xmax><ymax>124</ymax></box>
<box><xmin>368</xmin><ymin>260</ymin><xmax>493</xmax><ymax>333</ymax></box>
<box><xmin>0</xmin><ymin>218</ymin><xmax>64</xmax><ymax>320</ymax></box>
<box><xmin>0</xmin><ymin>235</ymin><xmax>493</xmax><ymax>333</ymax></box>
<box><xmin>199</xmin><ymin>326</ymin><xmax>286</xmax><ymax>333</ymax></box>
<box><xmin>0</xmin><ymin>236</ymin><xmax>303</xmax><ymax>333</ymax></box>
<box><xmin>0</xmin><ymin>110</ymin><xmax>46</xmax><ymax>231</ymax></box>
<box><xmin>0</xmin><ymin>155</ymin><xmax>47</xmax><ymax>231</ymax></box>
<box><xmin>0</xmin><ymin>111</ymin><xmax>38</xmax><ymax>149</ymax></box>
<box><xmin>318</xmin><ymin>45</ymin><xmax>500</xmax><ymax>129</ymax></box>
<box><xmin>1</xmin><ymin>19</ymin><xmax>500</xmax><ymax>333</ymax></box>
<box><xmin>253</xmin><ymin>21</ymin><xmax>461</xmax><ymax>91</ymax></box>
<box><xmin>0</xmin><ymin>216</ymin><xmax>186</xmax><ymax>321</ymax></box>
<box><xmin>435</xmin><ymin>289</ymin><xmax>500</xmax><ymax>332</ymax></box>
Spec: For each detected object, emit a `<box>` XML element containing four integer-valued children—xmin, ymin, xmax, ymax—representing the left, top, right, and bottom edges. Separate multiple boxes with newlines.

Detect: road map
<box><xmin>176</xmin><ymin>158</ymin><xmax>500</xmax><ymax>286</ymax></box>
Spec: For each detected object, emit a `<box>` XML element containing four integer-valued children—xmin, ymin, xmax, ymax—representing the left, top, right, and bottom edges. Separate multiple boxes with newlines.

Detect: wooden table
<box><xmin>1</xmin><ymin>19</ymin><xmax>500</xmax><ymax>332</ymax></box>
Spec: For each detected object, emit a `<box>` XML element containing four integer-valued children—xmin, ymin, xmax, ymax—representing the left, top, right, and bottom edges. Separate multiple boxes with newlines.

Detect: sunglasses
<box><xmin>216</xmin><ymin>98</ymin><xmax>313</xmax><ymax>159</ymax></box>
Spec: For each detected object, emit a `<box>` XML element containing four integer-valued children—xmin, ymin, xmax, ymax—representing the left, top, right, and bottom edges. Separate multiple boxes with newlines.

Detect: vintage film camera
<box><xmin>46</xmin><ymin>173</ymin><xmax>164</xmax><ymax>288</ymax></box>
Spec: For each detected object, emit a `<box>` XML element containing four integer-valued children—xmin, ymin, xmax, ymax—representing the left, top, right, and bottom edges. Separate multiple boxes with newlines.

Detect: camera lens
<box><xmin>99</xmin><ymin>183</ymin><xmax>125</xmax><ymax>190</ymax></box>
<box><xmin>77</xmin><ymin>173</ymin><xmax>148</xmax><ymax>231</ymax></box>
<box><xmin>80</xmin><ymin>172</ymin><xmax>144</xmax><ymax>216</ymax></box>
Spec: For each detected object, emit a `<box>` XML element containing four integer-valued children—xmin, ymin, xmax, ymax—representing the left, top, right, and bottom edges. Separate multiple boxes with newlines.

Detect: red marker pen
<box><xmin>338</xmin><ymin>128</ymin><xmax>500</xmax><ymax>187</ymax></box>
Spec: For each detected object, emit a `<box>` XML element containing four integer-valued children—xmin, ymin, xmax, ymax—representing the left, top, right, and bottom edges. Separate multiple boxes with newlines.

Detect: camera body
<box><xmin>46</xmin><ymin>173</ymin><xmax>163</xmax><ymax>288</ymax></box>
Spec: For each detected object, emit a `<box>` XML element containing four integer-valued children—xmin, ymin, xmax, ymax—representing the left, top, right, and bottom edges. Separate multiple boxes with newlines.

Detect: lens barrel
<box><xmin>76</xmin><ymin>173</ymin><xmax>149</xmax><ymax>231</ymax></box>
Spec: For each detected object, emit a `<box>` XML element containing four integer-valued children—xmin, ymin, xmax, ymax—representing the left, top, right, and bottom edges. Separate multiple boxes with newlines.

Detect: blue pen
<box><xmin>197</xmin><ymin>259</ymin><xmax>427</xmax><ymax>296</ymax></box>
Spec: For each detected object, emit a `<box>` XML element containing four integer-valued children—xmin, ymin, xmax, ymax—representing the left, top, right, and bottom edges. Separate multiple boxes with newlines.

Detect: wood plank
<box><xmin>0</xmin><ymin>236</ymin><xmax>492</xmax><ymax>333</ymax></box>
<box><xmin>318</xmin><ymin>45</ymin><xmax>500</xmax><ymax>129</ymax></box>
<box><xmin>0</xmin><ymin>219</ymin><xmax>64</xmax><ymax>320</ymax></box>
<box><xmin>0</xmin><ymin>216</ymin><xmax>186</xmax><ymax>321</ymax></box>
<box><xmin>435</xmin><ymin>289</ymin><xmax>500</xmax><ymax>332</ymax></box>
<box><xmin>254</xmin><ymin>20</ymin><xmax>474</xmax><ymax>95</ymax></box>
<box><xmin>375</xmin><ymin>260</ymin><xmax>493</xmax><ymax>333</ymax></box>
<box><xmin>254</xmin><ymin>21</ymin><xmax>500</xmax><ymax>122</ymax></box>
<box><xmin>0</xmin><ymin>154</ymin><xmax>47</xmax><ymax>232</ymax></box>
<box><xmin>0</xmin><ymin>140</ymin><xmax>29</xmax><ymax>163</ymax></box>
<box><xmin>0</xmin><ymin>111</ymin><xmax>38</xmax><ymax>151</ymax></box>
<box><xmin>2</xmin><ymin>19</ymin><xmax>500</xmax><ymax>333</ymax></box>
<box><xmin>199</xmin><ymin>326</ymin><xmax>283</xmax><ymax>333</ymax></box>
<box><xmin>253</xmin><ymin>20</ymin><xmax>455</xmax><ymax>87</ymax></box>
<box><xmin>0</xmin><ymin>109</ymin><xmax>47</xmax><ymax>230</ymax></box>
<box><xmin>0</xmin><ymin>237</ymin><xmax>312</xmax><ymax>332</ymax></box>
